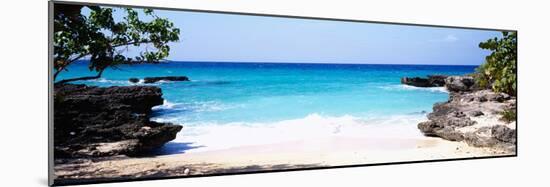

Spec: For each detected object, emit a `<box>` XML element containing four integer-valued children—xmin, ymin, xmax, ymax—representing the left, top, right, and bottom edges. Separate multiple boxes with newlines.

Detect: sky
<box><xmin>86</xmin><ymin>6</ymin><xmax>502</xmax><ymax>65</ymax></box>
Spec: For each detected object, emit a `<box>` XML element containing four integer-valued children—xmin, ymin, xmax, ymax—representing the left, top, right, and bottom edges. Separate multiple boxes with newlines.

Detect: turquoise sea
<box><xmin>58</xmin><ymin>61</ymin><xmax>476</xmax><ymax>152</ymax></box>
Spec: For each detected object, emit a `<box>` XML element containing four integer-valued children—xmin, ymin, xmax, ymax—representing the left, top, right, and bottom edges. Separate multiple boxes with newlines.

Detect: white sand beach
<box><xmin>54</xmin><ymin>134</ymin><xmax>511</xmax><ymax>180</ymax></box>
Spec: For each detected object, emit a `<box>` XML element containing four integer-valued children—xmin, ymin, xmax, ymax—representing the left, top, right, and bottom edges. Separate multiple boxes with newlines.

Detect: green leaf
<box><xmin>53</xmin><ymin>4</ymin><xmax>181</xmax><ymax>81</ymax></box>
<box><xmin>475</xmin><ymin>31</ymin><xmax>517</xmax><ymax>95</ymax></box>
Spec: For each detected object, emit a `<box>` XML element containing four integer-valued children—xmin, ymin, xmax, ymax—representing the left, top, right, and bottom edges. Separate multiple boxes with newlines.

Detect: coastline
<box><xmin>53</xmin><ymin>75</ymin><xmax>516</xmax><ymax>183</ymax></box>
<box><xmin>417</xmin><ymin>76</ymin><xmax>516</xmax><ymax>153</ymax></box>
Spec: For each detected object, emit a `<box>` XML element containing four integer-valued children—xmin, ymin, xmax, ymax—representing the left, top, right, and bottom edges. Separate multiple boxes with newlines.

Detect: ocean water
<box><xmin>57</xmin><ymin>61</ymin><xmax>476</xmax><ymax>153</ymax></box>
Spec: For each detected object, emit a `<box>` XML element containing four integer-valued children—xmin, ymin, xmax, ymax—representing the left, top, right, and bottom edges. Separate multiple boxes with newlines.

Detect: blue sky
<box><xmin>94</xmin><ymin>7</ymin><xmax>502</xmax><ymax>65</ymax></box>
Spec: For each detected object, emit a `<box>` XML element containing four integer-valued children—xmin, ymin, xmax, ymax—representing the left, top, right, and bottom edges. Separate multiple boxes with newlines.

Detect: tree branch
<box><xmin>55</xmin><ymin>69</ymin><xmax>105</xmax><ymax>84</ymax></box>
<box><xmin>54</xmin><ymin>40</ymin><xmax>154</xmax><ymax>80</ymax></box>
<box><xmin>113</xmin><ymin>40</ymin><xmax>153</xmax><ymax>48</ymax></box>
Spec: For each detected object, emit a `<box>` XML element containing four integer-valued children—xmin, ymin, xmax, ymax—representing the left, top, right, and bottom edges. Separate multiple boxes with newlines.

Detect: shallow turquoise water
<box><xmin>57</xmin><ymin>61</ymin><xmax>476</xmax><ymax>152</ymax></box>
<box><xmin>58</xmin><ymin>61</ymin><xmax>474</xmax><ymax>124</ymax></box>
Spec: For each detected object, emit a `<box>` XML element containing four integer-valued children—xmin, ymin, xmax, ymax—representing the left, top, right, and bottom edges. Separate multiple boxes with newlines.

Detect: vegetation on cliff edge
<box><xmin>475</xmin><ymin>31</ymin><xmax>517</xmax><ymax>96</ymax></box>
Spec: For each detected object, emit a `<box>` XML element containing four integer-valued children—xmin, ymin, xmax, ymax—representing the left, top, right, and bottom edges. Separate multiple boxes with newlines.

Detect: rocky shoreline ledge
<box><xmin>54</xmin><ymin>83</ymin><xmax>183</xmax><ymax>158</ymax></box>
<box><xmin>401</xmin><ymin>75</ymin><xmax>448</xmax><ymax>87</ymax></box>
<box><xmin>402</xmin><ymin>75</ymin><xmax>517</xmax><ymax>154</ymax></box>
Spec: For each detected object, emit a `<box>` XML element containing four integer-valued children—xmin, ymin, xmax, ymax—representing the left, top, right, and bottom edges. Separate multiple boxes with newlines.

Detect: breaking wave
<box><xmin>380</xmin><ymin>84</ymin><xmax>448</xmax><ymax>93</ymax></box>
<box><xmin>156</xmin><ymin>113</ymin><xmax>428</xmax><ymax>153</ymax></box>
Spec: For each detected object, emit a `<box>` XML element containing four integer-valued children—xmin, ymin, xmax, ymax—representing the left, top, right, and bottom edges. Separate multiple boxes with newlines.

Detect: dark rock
<box><xmin>55</xmin><ymin>84</ymin><xmax>164</xmax><ymax>114</ymax></box>
<box><xmin>400</xmin><ymin>75</ymin><xmax>448</xmax><ymax>87</ymax></box>
<box><xmin>418</xmin><ymin>121</ymin><xmax>464</xmax><ymax>141</ymax></box>
<box><xmin>464</xmin><ymin>126</ymin><xmax>516</xmax><ymax>152</ymax></box>
<box><xmin>129</xmin><ymin>78</ymin><xmax>140</xmax><ymax>83</ymax></box>
<box><xmin>54</xmin><ymin>84</ymin><xmax>183</xmax><ymax>158</ymax></box>
<box><xmin>458</xmin><ymin>90</ymin><xmax>513</xmax><ymax>103</ymax></box>
<box><xmin>401</xmin><ymin>77</ymin><xmax>431</xmax><ymax>87</ymax></box>
<box><xmin>453</xmin><ymin>111</ymin><xmax>467</xmax><ymax>118</ymax></box>
<box><xmin>427</xmin><ymin>101</ymin><xmax>454</xmax><ymax>118</ymax></box>
<box><xmin>492</xmin><ymin>126</ymin><xmax>516</xmax><ymax>144</ymax></box>
<box><xmin>464</xmin><ymin>128</ymin><xmax>499</xmax><ymax>147</ymax></box>
<box><xmin>477</xmin><ymin>96</ymin><xmax>488</xmax><ymax>102</ymax></box>
<box><xmin>418</xmin><ymin>121</ymin><xmax>441</xmax><ymax>136</ymax></box>
<box><xmin>425</xmin><ymin>102</ymin><xmax>476</xmax><ymax>128</ymax></box>
<box><xmin>143</xmin><ymin>76</ymin><xmax>189</xmax><ymax>83</ymax></box>
<box><xmin>485</xmin><ymin>92</ymin><xmax>511</xmax><ymax>102</ymax></box>
<box><xmin>131</xmin><ymin>121</ymin><xmax>182</xmax><ymax>152</ymax></box>
<box><xmin>445</xmin><ymin>76</ymin><xmax>475</xmax><ymax>92</ymax></box>
<box><xmin>427</xmin><ymin>75</ymin><xmax>448</xmax><ymax>87</ymax></box>
<box><xmin>469</xmin><ymin>110</ymin><xmax>484</xmax><ymax>117</ymax></box>
<box><xmin>436</xmin><ymin>127</ymin><xmax>464</xmax><ymax>141</ymax></box>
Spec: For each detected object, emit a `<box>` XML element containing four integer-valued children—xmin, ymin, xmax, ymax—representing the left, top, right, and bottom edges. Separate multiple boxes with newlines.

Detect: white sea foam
<box><xmin>380</xmin><ymin>84</ymin><xmax>448</xmax><ymax>93</ymax></box>
<box><xmin>84</xmin><ymin>78</ymin><xmax>128</xmax><ymax>85</ymax></box>
<box><xmin>152</xmin><ymin>100</ymin><xmax>178</xmax><ymax>110</ymax></box>
<box><xmin>126</xmin><ymin>79</ymin><xmax>179</xmax><ymax>86</ymax></box>
<box><xmin>152</xmin><ymin>100</ymin><xmax>240</xmax><ymax>113</ymax></box>
<box><xmin>85</xmin><ymin>77</ymin><xmax>177</xmax><ymax>85</ymax></box>
<box><xmin>163</xmin><ymin>113</ymin><xmax>428</xmax><ymax>153</ymax></box>
<box><xmin>194</xmin><ymin>101</ymin><xmax>240</xmax><ymax>112</ymax></box>
<box><xmin>128</xmin><ymin>79</ymin><xmax>145</xmax><ymax>85</ymax></box>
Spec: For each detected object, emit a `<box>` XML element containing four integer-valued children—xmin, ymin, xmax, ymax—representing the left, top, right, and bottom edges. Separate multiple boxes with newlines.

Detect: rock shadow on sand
<box><xmin>151</xmin><ymin>142</ymin><xmax>205</xmax><ymax>155</ymax></box>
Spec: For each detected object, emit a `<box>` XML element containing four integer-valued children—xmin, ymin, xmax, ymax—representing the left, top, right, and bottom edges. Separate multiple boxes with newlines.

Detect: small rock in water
<box><xmin>129</xmin><ymin>78</ymin><xmax>140</xmax><ymax>83</ymax></box>
<box><xmin>143</xmin><ymin>76</ymin><xmax>189</xmax><ymax>83</ymax></box>
<box><xmin>400</xmin><ymin>75</ymin><xmax>448</xmax><ymax>87</ymax></box>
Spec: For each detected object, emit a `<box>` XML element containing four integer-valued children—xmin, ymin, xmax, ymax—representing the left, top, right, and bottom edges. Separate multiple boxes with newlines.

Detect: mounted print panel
<box><xmin>49</xmin><ymin>1</ymin><xmax>517</xmax><ymax>186</ymax></box>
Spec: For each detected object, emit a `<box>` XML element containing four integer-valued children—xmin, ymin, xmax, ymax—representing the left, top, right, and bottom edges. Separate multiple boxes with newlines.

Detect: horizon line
<box><xmin>73</xmin><ymin>59</ymin><xmax>481</xmax><ymax>66</ymax></box>
<box><xmin>165</xmin><ymin>60</ymin><xmax>481</xmax><ymax>66</ymax></box>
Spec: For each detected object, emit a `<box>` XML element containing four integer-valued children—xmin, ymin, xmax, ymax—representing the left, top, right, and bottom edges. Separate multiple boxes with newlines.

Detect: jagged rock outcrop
<box><xmin>415</xmin><ymin>76</ymin><xmax>516</xmax><ymax>154</ymax></box>
<box><xmin>444</xmin><ymin>76</ymin><xmax>476</xmax><ymax>92</ymax></box>
<box><xmin>54</xmin><ymin>84</ymin><xmax>183</xmax><ymax>158</ymax></box>
<box><xmin>401</xmin><ymin>75</ymin><xmax>448</xmax><ymax>87</ymax></box>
